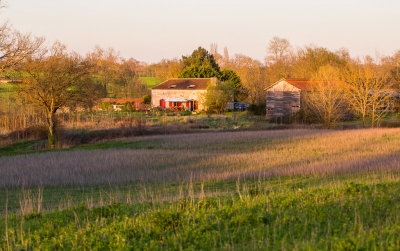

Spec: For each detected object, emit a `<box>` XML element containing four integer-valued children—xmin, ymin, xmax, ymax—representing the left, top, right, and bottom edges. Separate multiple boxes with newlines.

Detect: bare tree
<box><xmin>344</xmin><ymin>57</ymin><xmax>393</xmax><ymax>127</ymax></box>
<box><xmin>292</xmin><ymin>45</ymin><xmax>347</xmax><ymax>78</ymax></box>
<box><xmin>382</xmin><ymin>50</ymin><xmax>400</xmax><ymax>82</ymax></box>
<box><xmin>210</xmin><ymin>43</ymin><xmax>222</xmax><ymax>67</ymax></box>
<box><xmin>231</xmin><ymin>54</ymin><xmax>265</xmax><ymax>105</ymax></box>
<box><xmin>152</xmin><ymin>58</ymin><xmax>183</xmax><ymax>80</ymax></box>
<box><xmin>115</xmin><ymin>58</ymin><xmax>150</xmax><ymax>98</ymax></box>
<box><xmin>265</xmin><ymin>37</ymin><xmax>292</xmax><ymax>80</ymax></box>
<box><xmin>0</xmin><ymin>26</ymin><xmax>45</xmax><ymax>71</ymax></box>
<box><xmin>87</xmin><ymin>46</ymin><xmax>120</xmax><ymax>96</ymax></box>
<box><xmin>266</xmin><ymin>37</ymin><xmax>291</xmax><ymax>66</ymax></box>
<box><xmin>221</xmin><ymin>46</ymin><xmax>230</xmax><ymax>69</ymax></box>
<box><xmin>0</xmin><ymin>1</ymin><xmax>45</xmax><ymax>71</ymax></box>
<box><xmin>19</xmin><ymin>41</ymin><xmax>100</xmax><ymax>148</ymax></box>
<box><xmin>0</xmin><ymin>1</ymin><xmax>46</xmax><ymax>135</ymax></box>
<box><xmin>303</xmin><ymin>65</ymin><xmax>349</xmax><ymax>128</ymax></box>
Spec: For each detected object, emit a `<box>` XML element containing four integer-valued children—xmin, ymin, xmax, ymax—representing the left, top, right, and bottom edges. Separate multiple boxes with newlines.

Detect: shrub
<box><xmin>247</xmin><ymin>104</ymin><xmax>266</xmax><ymax>116</ymax></box>
<box><xmin>142</xmin><ymin>94</ymin><xmax>151</xmax><ymax>104</ymax></box>
<box><xmin>6</xmin><ymin>124</ymin><xmax>48</xmax><ymax>142</ymax></box>
<box><xmin>121</xmin><ymin>102</ymin><xmax>134</xmax><ymax>112</ymax></box>
<box><xmin>99</xmin><ymin>102</ymin><xmax>113</xmax><ymax>111</ymax></box>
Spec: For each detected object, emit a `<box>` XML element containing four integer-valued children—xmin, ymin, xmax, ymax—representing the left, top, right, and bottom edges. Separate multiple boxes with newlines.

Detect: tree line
<box><xmin>1</xmin><ymin>0</ymin><xmax>399</xmax><ymax>147</ymax></box>
<box><xmin>148</xmin><ymin>38</ymin><xmax>400</xmax><ymax>127</ymax></box>
<box><xmin>150</xmin><ymin>38</ymin><xmax>399</xmax><ymax>105</ymax></box>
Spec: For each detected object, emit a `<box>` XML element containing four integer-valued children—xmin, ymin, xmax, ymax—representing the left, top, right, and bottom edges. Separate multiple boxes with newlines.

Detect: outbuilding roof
<box><xmin>152</xmin><ymin>78</ymin><xmax>215</xmax><ymax>90</ymax></box>
<box><xmin>264</xmin><ymin>78</ymin><xmax>311</xmax><ymax>91</ymax></box>
<box><xmin>265</xmin><ymin>78</ymin><xmax>351</xmax><ymax>91</ymax></box>
<box><xmin>283</xmin><ymin>78</ymin><xmax>311</xmax><ymax>90</ymax></box>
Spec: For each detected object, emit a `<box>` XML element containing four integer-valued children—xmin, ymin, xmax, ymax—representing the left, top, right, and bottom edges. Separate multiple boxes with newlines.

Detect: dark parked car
<box><xmin>234</xmin><ymin>102</ymin><xmax>248</xmax><ymax>111</ymax></box>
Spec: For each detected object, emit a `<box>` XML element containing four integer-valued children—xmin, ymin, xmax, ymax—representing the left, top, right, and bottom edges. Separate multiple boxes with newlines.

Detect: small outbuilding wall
<box><xmin>265</xmin><ymin>78</ymin><xmax>309</xmax><ymax>119</ymax></box>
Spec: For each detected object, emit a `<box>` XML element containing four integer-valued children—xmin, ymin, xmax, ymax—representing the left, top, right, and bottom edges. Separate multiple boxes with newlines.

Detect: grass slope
<box><xmin>140</xmin><ymin>77</ymin><xmax>163</xmax><ymax>88</ymax></box>
<box><xmin>1</xmin><ymin>128</ymin><xmax>400</xmax><ymax>250</ymax></box>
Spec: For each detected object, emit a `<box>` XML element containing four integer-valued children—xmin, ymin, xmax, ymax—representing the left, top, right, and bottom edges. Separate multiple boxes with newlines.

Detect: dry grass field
<box><xmin>2</xmin><ymin>128</ymin><xmax>400</xmax><ymax>250</ymax></box>
<box><xmin>1</xmin><ymin>128</ymin><xmax>399</xmax><ymax>188</ymax></box>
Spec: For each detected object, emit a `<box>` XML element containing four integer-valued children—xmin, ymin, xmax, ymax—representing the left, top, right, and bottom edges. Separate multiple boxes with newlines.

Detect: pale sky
<box><xmin>3</xmin><ymin>0</ymin><xmax>400</xmax><ymax>63</ymax></box>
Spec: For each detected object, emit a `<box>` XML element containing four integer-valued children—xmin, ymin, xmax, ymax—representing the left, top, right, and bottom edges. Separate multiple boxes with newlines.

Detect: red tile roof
<box><xmin>283</xmin><ymin>78</ymin><xmax>311</xmax><ymax>90</ymax></box>
<box><xmin>152</xmin><ymin>78</ymin><xmax>215</xmax><ymax>90</ymax></box>
<box><xmin>288</xmin><ymin>78</ymin><xmax>351</xmax><ymax>90</ymax></box>
<box><xmin>265</xmin><ymin>78</ymin><xmax>348</xmax><ymax>91</ymax></box>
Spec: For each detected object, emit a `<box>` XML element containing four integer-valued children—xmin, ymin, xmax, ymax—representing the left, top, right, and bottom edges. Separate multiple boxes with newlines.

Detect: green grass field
<box><xmin>1</xmin><ymin>128</ymin><xmax>400</xmax><ymax>250</ymax></box>
<box><xmin>140</xmin><ymin>77</ymin><xmax>163</xmax><ymax>88</ymax></box>
<box><xmin>0</xmin><ymin>83</ymin><xmax>16</xmax><ymax>99</ymax></box>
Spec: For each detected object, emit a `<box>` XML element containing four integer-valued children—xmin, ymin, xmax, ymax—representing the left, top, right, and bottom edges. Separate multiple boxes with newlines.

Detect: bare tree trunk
<box><xmin>46</xmin><ymin>111</ymin><xmax>56</xmax><ymax>149</ymax></box>
<box><xmin>361</xmin><ymin>112</ymin><xmax>367</xmax><ymax>128</ymax></box>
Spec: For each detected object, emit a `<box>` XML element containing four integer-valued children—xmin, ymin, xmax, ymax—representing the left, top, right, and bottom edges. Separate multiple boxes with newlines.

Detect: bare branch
<box><xmin>0</xmin><ymin>25</ymin><xmax>46</xmax><ymax>70</ymax></box>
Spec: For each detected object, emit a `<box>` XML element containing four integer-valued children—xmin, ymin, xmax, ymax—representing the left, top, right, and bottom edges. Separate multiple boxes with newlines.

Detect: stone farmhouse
<box><xmin>151</xmin><ymin>78</ymin><xmax>217</xmax><ymax>111</ymax></box>
<box><xmin>264</xmin><ymin>78</ymin><xmax>311</xmax><ymax>119</ymax></box>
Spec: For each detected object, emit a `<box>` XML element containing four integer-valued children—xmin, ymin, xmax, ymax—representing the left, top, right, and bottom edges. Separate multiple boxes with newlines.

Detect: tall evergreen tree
<box><xmin>181</xmin><ymin>46</ymin><xmax>220</xmax><ymax>72</ymax></box>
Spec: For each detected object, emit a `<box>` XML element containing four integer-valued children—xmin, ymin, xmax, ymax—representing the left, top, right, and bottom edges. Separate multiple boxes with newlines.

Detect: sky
<box><xmin>3</xmin><ymin>0</ymin><xmax>400</xmax><ymax>64</ymax></box>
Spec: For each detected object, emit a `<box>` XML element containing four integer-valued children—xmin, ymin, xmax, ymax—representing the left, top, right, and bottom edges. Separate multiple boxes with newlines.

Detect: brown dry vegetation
<box><xmin>1</xmin><ymin>128</ymin><xmax>400</xmax><ymax>188</ymax></box>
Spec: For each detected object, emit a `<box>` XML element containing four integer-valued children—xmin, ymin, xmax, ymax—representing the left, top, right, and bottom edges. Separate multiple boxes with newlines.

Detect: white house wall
<box><xmin>151</xmin><ymin>89</ymin><xmax>207</xmax><ymax>110</ymax></box>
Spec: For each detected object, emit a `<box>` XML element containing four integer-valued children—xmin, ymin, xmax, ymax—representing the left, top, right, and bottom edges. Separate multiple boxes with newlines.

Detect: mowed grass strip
<box><xmin>1</xmin><ymin>128</ymin><xmax>400</xmax><ymax>188</ymax></box>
